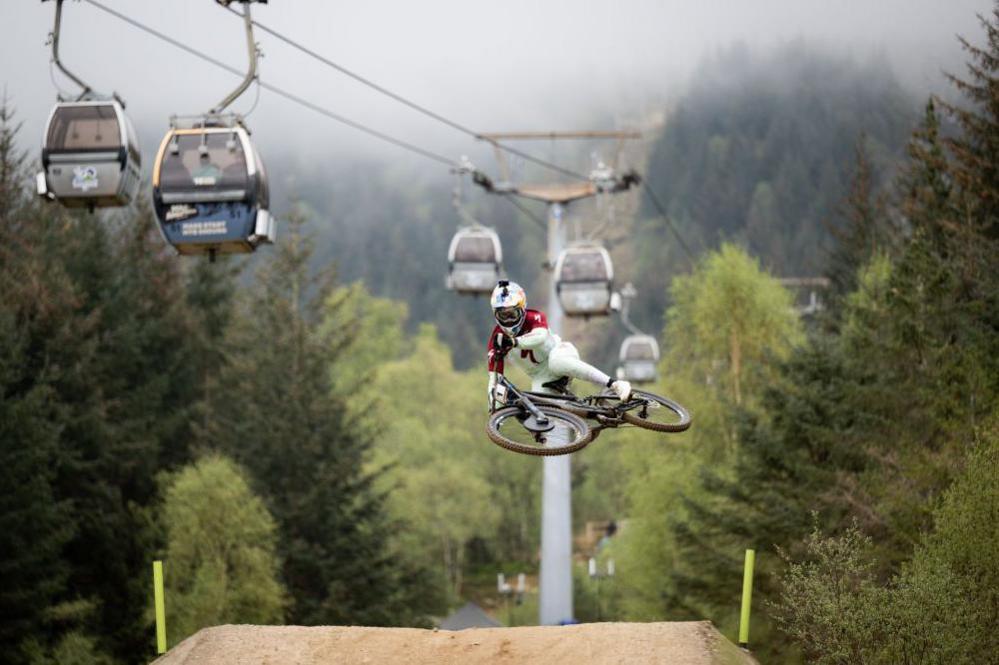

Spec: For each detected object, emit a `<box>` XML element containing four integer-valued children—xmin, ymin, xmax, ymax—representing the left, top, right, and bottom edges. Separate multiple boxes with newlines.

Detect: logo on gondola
<box><xmin>181</xmin><ymin>221</ymin><xmax>227</xmax><ymax>236</ymax></box>
<box><xmin>72</xmin><ymin>166</ymin><xmax>98</xmax><ymax>191</ymax></box>
<box><xmin>165</xmin><ymin>204</ymin><xmax>199</xmax><ymax>222</ymax></box>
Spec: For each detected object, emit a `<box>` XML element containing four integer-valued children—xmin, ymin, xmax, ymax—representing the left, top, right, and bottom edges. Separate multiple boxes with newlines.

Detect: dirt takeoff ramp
<box><xmin>152</xmin><ymin>621</ymin><xmax>756</xmax><ymax>665</ymax></box>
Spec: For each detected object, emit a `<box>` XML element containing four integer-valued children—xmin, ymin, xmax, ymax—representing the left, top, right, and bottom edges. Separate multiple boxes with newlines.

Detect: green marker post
<box><xmin>153</xmin><ymin>561</ymin><xmax>167</xmax><ymax>654</ymax></box>
<box><xmin>738</xmin><ymin>549</ymin><xmax>755</xmax><ymax>650</ymax></box>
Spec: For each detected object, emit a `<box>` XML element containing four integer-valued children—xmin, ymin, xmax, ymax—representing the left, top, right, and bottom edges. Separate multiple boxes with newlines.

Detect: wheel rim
<box><xmin>495</xmin><ymin>414</ymin><xmax>581</xmax><ymax>450</ymax></box>
<box><xmin>622</xmin><ymin>391</ymin><xmax>691</xmax><ymax>431</ymax></box>
<box><xmin>489</xmin><ymin>406</ymin><xmax>591</xmax><ymax>455</ymax></box>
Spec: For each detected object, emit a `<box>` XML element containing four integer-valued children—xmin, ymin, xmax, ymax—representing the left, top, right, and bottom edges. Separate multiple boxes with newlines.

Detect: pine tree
<box><xmin>61</xmin><ymin>206</ymin><xmax>215</xmax><ymax>659</ymax></box>
<box><xmin>202</xmin><ymin>206</ymin><xmax>426</xmax><ymax>626</ymax></box>
<box><xmin>663</xmin><ymin>334</ymin><xmax>869</xmax><ymax>661</ymax></box>
<box><xmin>941</xmin><ymin>6</ymin><xmax>999</xmax><ymax>238</ymax></box>
<box><xmin>825</xmin><ymin>138</ymin><xmax>891</xmax><ymax>301</ymax></box>
<box><xmin>695</xmin><ymin>14</ymin><xmax>999</xmax><ymax>661</ymax></box>
<box><xmin>0</xmin><ymin>95</ymin><xmax>236</xmax><ymax>660</ymax></box>
<box><xmin>0</xmin><ymin>94</ymin><xmax>28</xmax><ymax>222</ymax></box>
<box><xmin>653</xmin><ymin>26</ymin><xmax>999</xmax><ymax>651</ymax></box>
<box><xmin>0</xmin><ymin>315</ymin><xmax>72</xmax><ymax>664</ymax></box>
<box><xmin>0</xmin><ymin>99</ymin><xmax>74</xmax><ymax>664</ymax></box>
<box><xmin>900</xmin><ymin>100</ymin><xmax>954</xmax><ymax>239</ymax></box>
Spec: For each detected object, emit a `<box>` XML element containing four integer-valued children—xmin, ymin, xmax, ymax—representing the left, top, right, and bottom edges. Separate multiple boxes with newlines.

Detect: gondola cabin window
<box><xmin>46</xmin><ymin>105</ymin><xmax>121</xmax><ymax>152</ymax></box>
<box><xmin>160</xmin><ymin>133</ymin><xmax>249</xmax><ymax>193</ymax></box>
<box><xmin>624</xmin><ymin>340</ymin><xmax>657</xmax><ymax>361</ymax></box>
<box><xmin>455</xmin><ymin>235</ymin><xmax>497</xmax><ymax>263</ymax></box>
<box><xmin>561</xmin><ymin>251</ymin><xmax>609</xmax><ymax>282</ymax></box>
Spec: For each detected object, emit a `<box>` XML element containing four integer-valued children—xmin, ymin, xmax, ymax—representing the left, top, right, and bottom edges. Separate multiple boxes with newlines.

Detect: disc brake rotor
<box><xmin>639</xmin><ymin>400</ymin><xmax>661</xmax><ymax>418</ymax></box>
<box><xmin>521</xmin><ymin>414</ymin><xmax>555</xmax><ymax>434</ymax></box>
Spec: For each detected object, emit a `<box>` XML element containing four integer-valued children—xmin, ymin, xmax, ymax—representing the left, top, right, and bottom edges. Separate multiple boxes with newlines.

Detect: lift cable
<box><xmin>81</xmin><ymin>0</ymin><xmax>702</xmax><ymax>259</ymax></box>
<box><xmin>499</xmin><ymin>194</ymin><xmax>548</xmax><ymax>231</ymax></box>
<box><xmin>82</xmin><ymin>0</ymin><xmax>458</xmax><ymax>168</ymax></box>
<box><xmin>640</xmin><ymin>184</ymin><xmax>698</xmax><ymax>269</ymax></box>
<box><xmin>220</xmin><ymin>5</ymin><xmax>591</xmax><ymax>182</ymax></box>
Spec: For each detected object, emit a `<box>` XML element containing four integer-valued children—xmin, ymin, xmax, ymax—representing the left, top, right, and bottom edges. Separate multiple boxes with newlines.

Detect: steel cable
<box><xmin>222</xmin><ymin>6</ymin><xmax>591</xmax><ymax>181</ymax></box>
<box><xmin>82</xmin><ymin>0</ymin><xmax>458</xmax><ymax>167</ymax></box>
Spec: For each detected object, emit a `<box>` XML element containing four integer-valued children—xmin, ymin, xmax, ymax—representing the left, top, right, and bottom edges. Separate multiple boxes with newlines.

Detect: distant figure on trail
<box><xmin>486</xmin><ymin>280</ymin><xmax>632</xmax><ymax>411</ymax></box>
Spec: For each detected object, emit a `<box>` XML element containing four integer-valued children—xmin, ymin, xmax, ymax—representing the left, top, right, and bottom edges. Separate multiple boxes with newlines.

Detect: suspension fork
<box><xmin>499</xmin><ymin>375</ymin><xmax>550</xmax><ymax>425</ymax></box>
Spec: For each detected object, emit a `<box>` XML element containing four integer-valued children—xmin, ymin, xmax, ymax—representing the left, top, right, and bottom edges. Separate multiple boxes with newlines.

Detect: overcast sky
<box><xmin>0</xmin><ymin>0</ymin><xmax>992</xmax><ymax>169</ymax></box>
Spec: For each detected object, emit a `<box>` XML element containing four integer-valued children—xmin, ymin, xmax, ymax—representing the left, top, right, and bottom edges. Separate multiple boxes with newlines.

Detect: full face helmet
<box><xmin>490</xmin><ymin>280</ymin><xmax>527</xmax><ymax>336</ymax></box>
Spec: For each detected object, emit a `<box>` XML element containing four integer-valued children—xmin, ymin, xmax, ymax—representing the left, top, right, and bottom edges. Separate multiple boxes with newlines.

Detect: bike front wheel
<box><xmin>620</xmin><ymin>390</ymin><xmax>692</xmax><ymax>433</ymax></box>
<box><xmin>487</xmin><ymin>405</ymin><xmax>592</xmax><ymax>456</ymax></box>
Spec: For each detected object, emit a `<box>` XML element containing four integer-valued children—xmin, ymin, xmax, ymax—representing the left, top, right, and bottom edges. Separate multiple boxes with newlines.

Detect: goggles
<box><xmin>495</xmin><ymin>306</ymin><xmax>524</xmax><ymax>326</ymax></box>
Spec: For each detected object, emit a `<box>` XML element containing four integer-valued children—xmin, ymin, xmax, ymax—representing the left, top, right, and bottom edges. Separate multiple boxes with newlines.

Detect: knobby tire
<box><xmin>620</xmin><ymin>390</ymin><xmax>692</xmax><ymax>433</ymax></box>
<box><xmin>486</xmin><ymin>405</ymin><xmax>592</xmax><ymax>456</ymax></box>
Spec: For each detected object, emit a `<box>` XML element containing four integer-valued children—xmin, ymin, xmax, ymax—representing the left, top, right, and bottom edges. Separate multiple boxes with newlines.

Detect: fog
<box><xmin>0</xmin><ymin>0</ymin><xmax>992</xmax><ymax>171</ymax></box>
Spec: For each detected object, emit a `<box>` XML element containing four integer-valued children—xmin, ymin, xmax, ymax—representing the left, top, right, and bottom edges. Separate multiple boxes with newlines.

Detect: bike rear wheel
<box><xmin>620</xmin><ymin>390</ymin><xmax>692</xmax><ymax>433</ymax></box>
<box><xmin>487</xmin><ymin>405</ymin><xmax>592</xmax><ymax>456</ymax></box>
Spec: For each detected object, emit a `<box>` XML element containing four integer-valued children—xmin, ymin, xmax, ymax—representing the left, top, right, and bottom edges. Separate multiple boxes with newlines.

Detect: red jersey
<box><xmin>487</xmin><ymin>309</ymin><xmax>550</xmax><ymax>373</ymax></box>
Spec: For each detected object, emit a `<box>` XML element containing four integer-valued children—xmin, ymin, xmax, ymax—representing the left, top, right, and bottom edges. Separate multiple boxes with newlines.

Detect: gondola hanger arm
<box><xmin>45</xmin><ymin>0</ymin><xmax>95</xmax><ymax>101</ymax></box>
<box><xmin>618</xmin><ymin>283</ymin><xmax>645</xmax><ymax>337</ymax></box>
<box><xmin>451</xmin><ymin>159</ymin><xmax>482</xmax><ymax>228</ymax></box>
<box><xmin>209</xmin><ymin>1</ymin><xmax>261</xmax><ymax>116</ymax></box>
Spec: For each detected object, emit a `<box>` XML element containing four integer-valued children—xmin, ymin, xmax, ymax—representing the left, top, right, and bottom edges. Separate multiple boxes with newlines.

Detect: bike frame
<box><xmin>497</xmin><ymin>375</ymin><xmax>555</xmax><ymax>433</ymax></box>
<box><xmin>496</xmin><ymin>374</ymin><xmax>642</xmax><ymax>434</ymax></box>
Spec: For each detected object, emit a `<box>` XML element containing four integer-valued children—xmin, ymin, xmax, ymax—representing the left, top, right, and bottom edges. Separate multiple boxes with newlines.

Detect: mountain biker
<box><xmin>487</xmin><ymin>280</ymin><xmax>631</xmax><ymax>411</ymax></box>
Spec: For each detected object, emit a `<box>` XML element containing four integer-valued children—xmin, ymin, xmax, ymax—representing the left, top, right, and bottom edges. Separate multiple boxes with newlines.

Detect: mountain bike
<box><xmin>486</xmin><ymin>374</ymin><xmax>691</xmax><ymax>456</ymax></box>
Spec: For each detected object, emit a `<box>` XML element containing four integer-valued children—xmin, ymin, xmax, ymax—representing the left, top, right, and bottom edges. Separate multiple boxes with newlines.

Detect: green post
<box><xmin>153</xmin><ymin>561</ymin><xmax>167</xmax><ymax>654</ymax></box>
<box><xmin>738</xmin><ymin>549</ymin><xmax>755</xmax><ymax>649</ymax></box>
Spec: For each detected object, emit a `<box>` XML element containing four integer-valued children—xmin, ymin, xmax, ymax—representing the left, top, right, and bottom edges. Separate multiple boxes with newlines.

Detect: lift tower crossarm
<box><xmin>476</xmin><ymin>130</ymin><xmax>640</xmax><ymax>185</ymax></box>
<box><xmin>511</xmin><ymin>182</ymin><xmax>598</xmax><ymax>204</ymax></box>
<box><xmin>472</xmin><ymin>175</ymin><xmax>638</xmax><ymax>204</ymax></box>
<box><xmin>477</xmin><ymin>131</ymin><xmax>642</xmax><ymax>141</ymax></box>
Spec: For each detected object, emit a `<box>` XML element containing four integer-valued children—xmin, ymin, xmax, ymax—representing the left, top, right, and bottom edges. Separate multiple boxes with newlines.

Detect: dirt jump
<box><xmin>152</xmin><ymin>621</ymin><xmax>756</xmax><ymax>665</ymax></box>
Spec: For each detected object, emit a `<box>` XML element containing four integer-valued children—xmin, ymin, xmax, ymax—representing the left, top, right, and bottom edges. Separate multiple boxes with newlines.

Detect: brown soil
<box><xmin>152</xmin><ymin>621</ymin><xmax>757</xmax><ymax>665</ymax></box>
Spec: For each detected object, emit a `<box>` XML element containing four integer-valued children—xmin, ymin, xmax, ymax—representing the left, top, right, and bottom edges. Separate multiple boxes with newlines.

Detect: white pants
<box><xmin>531</xmin><ymin>342</ymin><xmax>611</xmax><ymax>393</ymax></box>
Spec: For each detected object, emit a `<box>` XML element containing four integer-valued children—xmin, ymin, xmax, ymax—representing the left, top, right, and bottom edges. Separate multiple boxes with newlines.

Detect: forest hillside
<box><xmin>1</xmin><ymin>6</ymin><xmax>998</xmax><ymax>665</ymax></box>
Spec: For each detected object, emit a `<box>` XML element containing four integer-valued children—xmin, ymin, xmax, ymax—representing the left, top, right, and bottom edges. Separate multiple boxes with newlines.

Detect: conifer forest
<box><xmin>1</xmin><ymin>2</ymin><xmax>997</xmax><ymax>663</ymax></box>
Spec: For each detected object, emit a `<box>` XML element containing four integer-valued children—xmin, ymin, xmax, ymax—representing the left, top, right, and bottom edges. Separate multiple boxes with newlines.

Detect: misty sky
<box><xmin>0</xmin><ymin>0</ymin><xmax>993</xmax><ymax>170</ymax></box>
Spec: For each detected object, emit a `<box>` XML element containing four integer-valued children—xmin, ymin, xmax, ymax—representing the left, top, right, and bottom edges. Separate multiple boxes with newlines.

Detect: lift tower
<box><xmin>474</xmin><ymin>131</ymin><xmax>639</xmax><ymax>625</ymax></box>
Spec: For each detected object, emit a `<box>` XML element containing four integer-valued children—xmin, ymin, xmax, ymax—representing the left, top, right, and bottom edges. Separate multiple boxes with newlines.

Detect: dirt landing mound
<box><xmin>152</xmin><ymin>621</ymin><xmax>755</xmax><ymax>665</ymax></box>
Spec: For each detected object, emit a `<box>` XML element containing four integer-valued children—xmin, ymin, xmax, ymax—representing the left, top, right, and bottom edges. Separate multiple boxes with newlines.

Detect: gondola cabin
<box><xmin>37</xmin><ymin>100</ymin><xmax>141</xmax><ymax>208</ymax></box>
<box><xmin>617</xmin><ymin>334</ymin><xmax>659</xmax><ymax>383</ymax></box>
<box><xmin>554</xmin><ymin>245</ymin><xmax>614</xmax><ymax>316</ymax></box>
<box><xmin>152</xmin><ymin>124</ymin><xmax>274</xmax><ymax>257</ymax></box>
<box><xmin>446</xmin><ymin>226</ymin><xmax>503</xmax><ymax>294</ymax></box>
